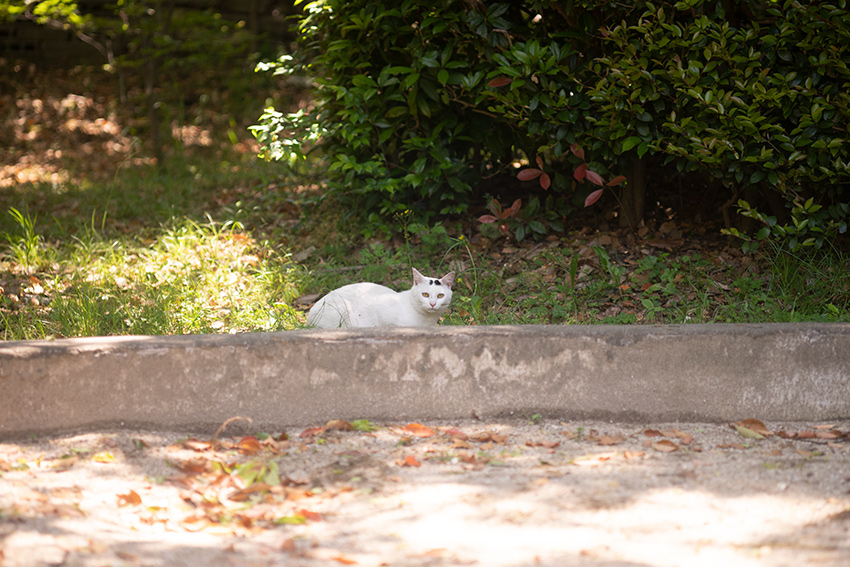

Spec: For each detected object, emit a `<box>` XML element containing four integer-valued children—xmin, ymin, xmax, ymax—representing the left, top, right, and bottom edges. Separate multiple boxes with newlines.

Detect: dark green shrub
<box><xmin>588</xmin><ymin>0</ymin><xmax>849</xmax><ymax>241</ymax></box>
<box><xmin>251</xmin><ymin>0</ymin><xmax>620</xmax><ymax>235</ymax></box>
<box><xmin>253</xmin><ymin>0</ymin><xmax>850</xmax><ymax>245</ymax></box>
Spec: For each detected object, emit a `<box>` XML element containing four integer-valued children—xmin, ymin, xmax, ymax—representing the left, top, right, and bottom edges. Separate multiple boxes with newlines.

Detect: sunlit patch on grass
<box><xmin>1</xmin><ymin>220</ymin><xmax>305</xmax><ymax>339</ymax></box>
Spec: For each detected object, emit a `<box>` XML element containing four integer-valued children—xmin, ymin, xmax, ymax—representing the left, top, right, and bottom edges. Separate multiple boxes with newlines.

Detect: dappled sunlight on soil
<box><xmin>1</xmin><ymin>419</ymin><xmax>848</xmax><ymax>566</ymax></box>
<box><xmin>0</xmin><ymin>60</ymin><xmax>262</xmax><ymax>192</ymax></box>
<box><xmin>2</xmin><ymin>84</ymin><xmax>149</xmax><ymax>189</ymax></box>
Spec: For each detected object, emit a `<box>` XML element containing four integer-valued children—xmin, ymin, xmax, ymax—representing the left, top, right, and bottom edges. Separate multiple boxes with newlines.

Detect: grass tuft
<box><xmin>2</xmin><ymin>219</ymin><xmax>304</xmax><ymax>339</ymax></box>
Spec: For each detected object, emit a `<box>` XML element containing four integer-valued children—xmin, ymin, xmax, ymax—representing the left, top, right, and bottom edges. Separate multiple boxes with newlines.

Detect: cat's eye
<box><xmin>437</xmin><ymin>293</ymin><xmax>444</xmax><ymax>298</ymax></box>
<box><xmin>422</xmin><ymin>292</ymin><xmax>429</xmax><ymax>298</ymax></box>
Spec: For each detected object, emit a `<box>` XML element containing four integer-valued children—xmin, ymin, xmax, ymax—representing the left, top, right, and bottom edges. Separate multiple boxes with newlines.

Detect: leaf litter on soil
<box><xmin>2</xmin><ymin>417</ymin><xmax>849</xmax><ymax>559</ymax></box>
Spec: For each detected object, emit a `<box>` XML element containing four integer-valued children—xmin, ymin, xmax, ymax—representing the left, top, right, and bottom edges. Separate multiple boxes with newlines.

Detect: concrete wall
<box><xmin>1</xmin><ymin>324</ymin><xmax>848</xmax><ymax>438</ymax></box>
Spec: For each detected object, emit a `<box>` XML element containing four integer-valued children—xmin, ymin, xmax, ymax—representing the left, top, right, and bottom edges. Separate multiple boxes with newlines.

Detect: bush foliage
<box><xmin>253</xmin><ymin>0</ymin><xmax>849</xmax><ymax>246</ymax></box>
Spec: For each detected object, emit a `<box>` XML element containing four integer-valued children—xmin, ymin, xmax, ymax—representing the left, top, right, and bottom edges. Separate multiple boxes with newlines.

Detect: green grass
<box><xmin>1</xmin><ymin>213</ymin><xmax>304</xmax><ymax>339</ymax></box>
<box><xmin>3</xmin><ymin>154</ymin><xmax>848</xmax><ymax>340</ymax></box>
<box><xmin>2</xmin><ymin>69</ymin><xmax>848</xmax><ymax>340</ymax></box>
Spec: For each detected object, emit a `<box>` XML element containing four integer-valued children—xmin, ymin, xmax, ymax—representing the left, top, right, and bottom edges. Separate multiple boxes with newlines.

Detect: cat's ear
<box><xmin>412</xmin><ymin>267</ymin><xmax>425</xmax><ymax>285</ymax></box>
<box><xmin>440</xmin><ymin>272</ymin><xmax>455</xmax><ymax>288</ymax></box>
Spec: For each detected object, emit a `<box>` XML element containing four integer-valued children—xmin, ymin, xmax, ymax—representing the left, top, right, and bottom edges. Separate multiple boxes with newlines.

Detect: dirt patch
<box><xmin>2</xmin><ymin>419</ymin><xmax>849</xmax><ymax>567</ymax></box>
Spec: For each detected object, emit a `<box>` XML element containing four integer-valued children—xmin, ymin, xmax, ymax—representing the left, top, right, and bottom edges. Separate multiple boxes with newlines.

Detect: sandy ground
<box><xmin>1</xmin><ymin>418</ymin><xmax>849</xmax><ymax>567</ymax></box>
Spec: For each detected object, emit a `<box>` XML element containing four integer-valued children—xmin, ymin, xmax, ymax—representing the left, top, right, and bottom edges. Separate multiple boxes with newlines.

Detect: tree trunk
<box><xmin>143</xmin><ymin>39</ymin><xmax>163</xmax><ymax>165</ymax></box>
<box><xmin>619</xmin><ymin>156</ymin><xmax>647</xmax><ymax>228</ymax></box>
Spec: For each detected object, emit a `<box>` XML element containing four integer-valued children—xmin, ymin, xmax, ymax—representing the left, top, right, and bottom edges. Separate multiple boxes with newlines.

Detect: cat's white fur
<box><xmin>306</xmin><ymin>268</ymin><xmax>455</xmax><ymax>328</ymax></box>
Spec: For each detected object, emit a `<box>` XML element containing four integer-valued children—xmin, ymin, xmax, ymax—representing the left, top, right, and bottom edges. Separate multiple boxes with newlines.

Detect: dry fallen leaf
<box><xmin>182</xmin><ymin>439</ymin><xmax>213</xmax><ymax>451</ymax></box>
<box><xmin>117</xmin><ymin>490</ymin><xmax>142</xmax><ymax>506</ymax></box>
<box><xmin>226</xmin><ymin>483</ymin><xmax>273</xmax><ymax>502</ymax></box>
<box><xmin>652</xmin><ymin>440</ymin><xmax>679</xmax><ymax>453</ymax></box>
<box><xmin>490</xmin><ymin>433</ymin><xmax>508</xmax><ymax>445</ymax></box>
<box><xmin>306</xmin><ymin>548</ymin><xmax>357</xmax><ymax>564</ymax></box>
<box><xmin>572</xmin><ymin>451</ymin><xmax>619</xmax><ymax>467</ymax></box>
<box><xmin>300</xmin><ymin>426</ymin><xmax>326</xmax><ymax>438</ymax></box>
<box><xmin>296</xmin><ymin>508</ymin><xmax>322</xmax><ymax>522</ymax></box>
<box><xmin>815</xmin><ymin>430</ymin><xmax>842</xmax><ymax>439</ymax></box>
<box><xmin>443</xmin><ymin>427</ymin><xmax>468</xmax><ymax>440</ymax></box>
<box><xmin>402</xmin><ymin>423</ymin><xmax>435</xmax><ymax>438</ymax></box>
<box><xmin>325</xmin><ymin>419</ymin><xmax>353</xmax><ymax>432</ymax></box>
<box><xmin>598</xmin><ymin>434</ymin><xmax>624</xmax><ymax>446</ymax></box>
<box><xmin>397</xmin><ymin>455</ymin><xmax>421</xmax><ymax>467</ymax></box>
<box><xmin>470</xmin><ymin>431</ymin><xmax>508</xmax><ymax>444</ymax></box>
<box><xmin>735</xmin><ymin>419</ymin><xmax>772</xmax><ymax>437</ymax></box>
<box><xmin>734</xmin><ymin>424</ymin><xmax>765</xmax><ymax>440</ymax></box>
<box><xmin>526</xmin><ymin>440</ymin><xmax>561</xmax><ymax>448</ymax></box>
<box><xmin>671</xmin><ymin>429</ymin><xmax>695</xmax><ymax>445</ymax></box>
<box><xmin>236</xmin><ymin>436</ymin><xmax>263</xmax><ymax>454</ymax></box>
<box><xmin>183</xmin><ymin>457</ymin><xmax>217</xmax><ymax>474</ymax></box>
<box><xmin>43</xmin><ymin>455</ymin><xmax>78</xmax><ymax>470</ymax></box>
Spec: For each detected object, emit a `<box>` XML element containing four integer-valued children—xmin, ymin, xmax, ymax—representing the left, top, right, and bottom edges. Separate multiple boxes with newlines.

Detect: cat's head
<box><xmin>411</xmin><ymin>267</ymin><xmax>455</xmax><ymax>315</ymax></box>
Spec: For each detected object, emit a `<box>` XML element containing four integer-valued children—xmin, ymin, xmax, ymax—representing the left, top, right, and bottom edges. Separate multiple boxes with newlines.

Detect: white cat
<box><xmin>306</xmin><ymin>268</ymin><xmax>455</xmax><ymax>328</ymax></box>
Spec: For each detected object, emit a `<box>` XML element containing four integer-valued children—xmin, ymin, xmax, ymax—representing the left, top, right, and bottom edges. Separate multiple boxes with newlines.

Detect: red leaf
<box><xmin>584</xmin><ymin>188</ymin><xmax>604</xmax><ymax>207</ymax></box>
<box><xmin>488</xmin><ymin>198</ymin><xmax>502</xmax><ymax>216</ymax></box>
<box><xmin>237</xmin><ymin>436</ymin><xmax>263</xmax><ymax>454</ymax></box>
<box><xmin>400</xmin><ymin>455</ymin><xmax>421</xmax><ymax>467</ymax></box>
<box><xmin>570</xmin><ymin>144</ymin><xmax>585</xmax><ymax>161</ymax></box>
<box><xmin>402</xmin><ymin>423</ymin><xmax>435</xmax><ymax>438</ymax></box>
<box><xmin>539</xmin><ymin>172</ymin><xmax>551</xmax><ymax>190</ymax></box>
<box><xmin>296</xmin><ymin>508</ymin><xmax>323</xmax><ymax>522</ymax></box>
<box><xmin>517</xmin><ymin>168</ymin><xmax>543</xmax><ymax>181</ymax></box>
<box><xmin>300</xmin><ymin>426</ymin><xmax>326</xmax><ymax>438</ymax></box>
<box><xmin>488</xmin><ymin>77</ymin><xmax>512</xmax><ymax>87</ymax></box>
<box><xmin>606</xmin><ymin>175</ymin><xmax>627</xmax><ymax>187</ymax></box>
<box><xmin>586</xmin><ymin>169</ymin><xmax>605</xmax><ymax>186</ymax></box>
<box><xmin>574</xmin><ymin>163</ymin><xmax>587</xmax><ymax>181</ymax></box>
<box><xmin>535</xmin><ymin>155</ymin><xmax>544</xmax><ymax>169</ymax></box>
<box><xmin>478</xmin><ymin>214</ymin><xmax>498</xmax><ymax>224</ymax></box>
<box><xmin>505</xmin><ymin>198</ymin><xmax>522</xmax><ymax>217</ymax></box>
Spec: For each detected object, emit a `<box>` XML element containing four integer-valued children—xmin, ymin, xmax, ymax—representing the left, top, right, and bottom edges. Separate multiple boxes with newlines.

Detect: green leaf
<box><xmin>622</xmin><ymin>137</ymin><xmax>642</xmax><ymax>152</ymax></box>
<box><xmin>734</xmin><ymin>425</ymin><xmax>764</xmax><ymax>440</ymax></box>
<box><xmin>351</xmin><ymin>419</ymin><xmax>378</xmax><ymax>432</ymax></box>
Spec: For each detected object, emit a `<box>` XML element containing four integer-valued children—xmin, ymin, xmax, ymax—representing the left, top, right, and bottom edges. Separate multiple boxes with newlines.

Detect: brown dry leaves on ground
<box><xmin>2</xmin><ymin>418</ymin><xmax>849</xmax><ymax>567</ymax></box>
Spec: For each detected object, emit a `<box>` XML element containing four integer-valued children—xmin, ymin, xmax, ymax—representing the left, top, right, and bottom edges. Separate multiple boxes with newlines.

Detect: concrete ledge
<box><xmin>1</xmin><ymin>324</ymin><xmax>849</xmax><ymax>438</ymax></box>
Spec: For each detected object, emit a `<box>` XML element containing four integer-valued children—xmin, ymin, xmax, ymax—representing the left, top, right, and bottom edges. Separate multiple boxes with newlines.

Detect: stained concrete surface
<box><xmin>1</xmin><ymin>323</ymin><xmax>848</xmax><ymax>438</ymax></box>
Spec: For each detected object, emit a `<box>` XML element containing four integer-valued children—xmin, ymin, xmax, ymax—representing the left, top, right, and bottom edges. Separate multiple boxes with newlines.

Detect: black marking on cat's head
<box><xmin>430</xmin><ymin>279</ymin><xmax>442</xmax><ymax>286</ymax></box>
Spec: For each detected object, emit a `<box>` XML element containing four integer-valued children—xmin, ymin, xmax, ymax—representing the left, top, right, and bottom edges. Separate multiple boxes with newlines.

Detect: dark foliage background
<box><xmin>253</xmin><ymin>0</ymin><xmax>849</xmax><ymax>250</ymax></box>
